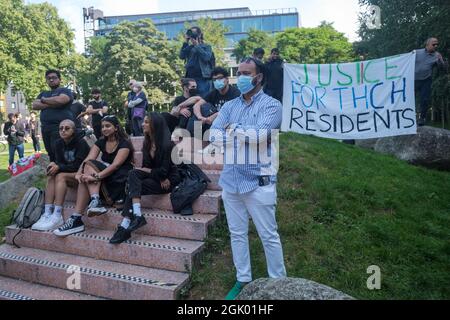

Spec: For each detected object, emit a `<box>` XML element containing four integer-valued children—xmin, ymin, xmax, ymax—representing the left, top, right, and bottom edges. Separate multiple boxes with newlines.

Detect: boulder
<box><xmin>236</xmin><ymin>278</ymin><xmax>354</xmax><ymax>300</ymax></box>
<box><xmin>355</xmin><ymin>126</ymin><xmax>450</xmax><ymax>171</ymax></box>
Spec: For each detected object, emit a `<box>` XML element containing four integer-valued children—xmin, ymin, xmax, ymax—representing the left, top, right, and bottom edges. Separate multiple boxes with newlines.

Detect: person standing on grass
<box><xmin>210</xmin><ymin>57</ymin><xmax>287</xmax><ymax>300</ymax></box>
<box><xmin>54</xmin><ymin>116</ymin><xmax>133</xmax><ymax>237</ymax></box>
<box><xmin>28</xmin><ymin>112</ymin><xmax>41</xmax><ymax>153</ymax></box>
<box><xmin>109</xmin><ymin>112</ymin><xmax>181</xmax><ymax>244</ymax></box>
<box><xmin>32</xmin><ymin>69</ymin><xmax>75</xmax><ymax>162</ymax></box>
<box><xmin>3</xmin><ymin>113</ymin><xmax>25</xmax><ymax>165</ymax></box>
<box><xmin>31</xmin><ymin>120</ymin><xmax>90</xmax><ymax>232</ymax></box>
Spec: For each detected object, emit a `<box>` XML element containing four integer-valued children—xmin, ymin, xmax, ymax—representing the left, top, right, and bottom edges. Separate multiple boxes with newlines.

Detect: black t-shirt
<box><xmin>89</xmin><ymin>100</ymin><xmax>108</xmax><ymax>126</ymax></box>
<box><xmin>204</xmin><ymin>85</ymin><xmax>241</xmax><ymax>113</ymax></box>
<box><xmin>70</xmin><ymin>101</ymin><xmax>86</xmax><ymax>129</ymax></box>
<box><xmin>95</xmin><ymin>138</ymin><xmax>133</xmax><ymax>169</ymax></box>
<box><xmin>172</xmin><ymin>96</ymin><xmax>188</xmax><ymax>108</ymax></box>
<box><xmin>37</xmin><ymin>87</ymin><xmax>74</xmax><ymax>131</ymax></box>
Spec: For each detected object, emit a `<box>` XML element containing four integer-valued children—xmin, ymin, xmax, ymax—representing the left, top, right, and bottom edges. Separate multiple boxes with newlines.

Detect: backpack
<box><xmin>10</xmin><ymin>187</ymin><xmax>44</xmax><ymax>247</ymax></box>
<box><xmin>170</xmin><ymin>164</ymin><xmax>211</xmax><ymax>215</ymax></box>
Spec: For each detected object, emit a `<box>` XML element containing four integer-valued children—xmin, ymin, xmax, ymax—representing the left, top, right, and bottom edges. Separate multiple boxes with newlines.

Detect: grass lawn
<box><xmin>0</xmin><ymin>133</ymin><xmax>449</xmax><ymax>299</ymax></box>
<box><xmin>186</xmin><ymin>133</ymin><xmax>450</xmax><ymax>300</ymax></box>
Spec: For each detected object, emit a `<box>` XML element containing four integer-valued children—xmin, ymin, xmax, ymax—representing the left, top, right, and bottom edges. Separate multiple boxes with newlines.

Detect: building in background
<box><xmin>88</xmin><ymin>7</ymin><xmax>300</xmax><ymax>76</ymax></box>
<box><xmin>0</xmin><ymin>85</ymin><xmax>28</xmax><ymax>121</ymax></box>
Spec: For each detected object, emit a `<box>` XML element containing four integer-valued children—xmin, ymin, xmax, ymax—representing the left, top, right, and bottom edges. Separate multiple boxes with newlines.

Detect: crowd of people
<box><xmin>1</xmin><ymin>28</ymin><xmax>447</xmax><ymax>300</ymax></box>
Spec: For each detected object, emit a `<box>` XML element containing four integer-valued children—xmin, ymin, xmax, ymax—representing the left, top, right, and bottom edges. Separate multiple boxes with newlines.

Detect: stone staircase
<box><xmin>0</xmin><ymin>137</ymin><xmax>223</xmax><ymax>300</ymax></box>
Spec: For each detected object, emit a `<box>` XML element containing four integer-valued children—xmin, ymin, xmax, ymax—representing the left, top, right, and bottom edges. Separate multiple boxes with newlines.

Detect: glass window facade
<box><xmin>94</xmin><ymin>8</ymin><xmax>299</xmax><ymax>47</ymax></box>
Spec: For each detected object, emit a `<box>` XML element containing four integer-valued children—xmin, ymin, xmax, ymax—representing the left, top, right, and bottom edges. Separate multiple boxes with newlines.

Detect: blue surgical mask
<box><xmin>237</xmin><ymin>75</ymin><xmax>256</xmax><ymax>94</ymax></box>
<box><xmin>213</xmin><ymin>79</ymin><xmax>226</xmax><ymax>91</ymax></box>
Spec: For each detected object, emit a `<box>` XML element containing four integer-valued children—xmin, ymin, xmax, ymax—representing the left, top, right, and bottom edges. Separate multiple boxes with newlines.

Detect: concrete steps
<box><xmin>0</xmin><ymin>276</ymin><xmax>103</xmax><ymax>300</ymax></box>
<box><xmin>62</xmin><ymin>203</ymin><xmax>217</xmax><ymax>241</ymax></box>
<box><xmin>0</xmin><ymin>136</ymin><xmax>224</xmax><ymax>300</ymax></box>
<box><xmin>0</xmin><ymin>245</ymin><xmax>190</xmax><ymax>300</ymax></box>
<box><xmin>5</xmin><ymin>226</ymin><xmax>204</xmax><ymax>272</ymax></box>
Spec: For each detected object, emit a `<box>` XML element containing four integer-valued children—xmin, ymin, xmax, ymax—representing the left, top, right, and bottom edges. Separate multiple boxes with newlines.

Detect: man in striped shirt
<box><xmin>210</xmin><ymin>57</ymin><xmax>287</xmax><ymax>300</ymax></box>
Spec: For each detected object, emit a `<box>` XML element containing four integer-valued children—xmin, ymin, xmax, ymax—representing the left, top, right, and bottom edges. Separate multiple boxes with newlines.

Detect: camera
<box><xmin>186</xmin><ymin>29</ymin><xmax>199</xmax><ymax>40</ymax></box>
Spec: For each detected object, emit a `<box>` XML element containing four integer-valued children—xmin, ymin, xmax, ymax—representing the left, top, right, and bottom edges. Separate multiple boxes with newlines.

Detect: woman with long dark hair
<box><xmin>54</xmin><ymin>115</ymin><xmax>134</xmax><ymax>237</ymax></box>
<box><xmin>110</xmin><ymin>112</ymin><xmax>181</xmax><ymax>244</ymax></box>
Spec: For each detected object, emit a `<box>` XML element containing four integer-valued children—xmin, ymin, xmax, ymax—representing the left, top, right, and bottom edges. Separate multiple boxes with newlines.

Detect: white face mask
<box><xmin>133</xmin><ymin>87</ymin><xmax>140</xmax><ymax>93</ymax></box>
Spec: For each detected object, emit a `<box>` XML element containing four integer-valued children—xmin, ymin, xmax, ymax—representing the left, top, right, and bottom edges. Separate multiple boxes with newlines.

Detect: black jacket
<box><xmin>53</xmin><ymin>133</ymin><xmax>91</xmax><ymax>173</ymax></box>
<box><xmin>264</xmin><ymin>58</ymin><xmax>284</xmax><ymax>100</ymax></box>
<box><xmin>142</xmin><ymin>142</ymin><xmax>180</xmax><ymax>185</ymax></box>
<box><xmin>3</xmin><ymin>121</ymin><xmax>25</xmax><ymax>146</ymax></box>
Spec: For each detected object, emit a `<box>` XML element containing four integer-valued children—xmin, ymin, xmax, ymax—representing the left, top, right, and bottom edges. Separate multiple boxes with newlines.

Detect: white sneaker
<box><xmin>35</xmin><ymin>214</ymin><xmax>64</xmax><ymax>232</ymax></box>
<box><xmin>31</xmin><ymin>213</ymin><xmax>51</xmax><ymax>231</ymax></box>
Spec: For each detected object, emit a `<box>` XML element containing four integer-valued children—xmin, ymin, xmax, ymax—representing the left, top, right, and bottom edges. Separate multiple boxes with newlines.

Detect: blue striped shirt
<box><xmin>209</xmin><ymin>89</ymin><xmax>283</xmax><ymax>194</ymax></box>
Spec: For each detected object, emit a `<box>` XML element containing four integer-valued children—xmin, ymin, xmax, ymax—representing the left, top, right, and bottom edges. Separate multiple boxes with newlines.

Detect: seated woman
<box><xmin>110</xmin><ymin>112</ymin><xmax>181</xmax><ymax>244</ymax></box>
<box><xmin>54</xmin><ymin>115</ymin><xmax>134</xmax><ymax>237</ymax></box>
<box><xmin>32</xmin><ymin>120</ymin><xmax>90</xmax><ymax>231</ymax></box>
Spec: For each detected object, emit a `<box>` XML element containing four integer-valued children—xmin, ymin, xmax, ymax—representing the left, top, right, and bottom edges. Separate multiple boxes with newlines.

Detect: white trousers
<box><xmin>222</xmin><ymin>184</ymin><xmax>287</xmax><ymax>283</ymax></box>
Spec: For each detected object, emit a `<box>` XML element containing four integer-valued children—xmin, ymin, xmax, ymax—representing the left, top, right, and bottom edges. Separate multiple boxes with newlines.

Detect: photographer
<box><xmin>179</xmin><ymin>26</ymin><xmax>215</xmax><ymax>98</ymax></box>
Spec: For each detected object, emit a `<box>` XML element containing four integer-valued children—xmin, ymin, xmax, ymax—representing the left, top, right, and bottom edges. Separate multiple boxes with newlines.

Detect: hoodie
<box><xmin>53</xmin><ymin>133</ymin><xmax>91</xmax><ymax>173</ymax></box>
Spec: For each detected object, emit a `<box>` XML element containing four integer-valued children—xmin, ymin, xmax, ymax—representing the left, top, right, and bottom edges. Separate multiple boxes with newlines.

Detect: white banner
<box><xmin>281</xmin><ymin>52</ymin><xmax>417</xmax><ymax>139</ymax></box>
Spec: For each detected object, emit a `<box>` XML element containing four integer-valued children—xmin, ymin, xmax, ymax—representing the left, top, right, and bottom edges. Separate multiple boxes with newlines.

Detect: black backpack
<box><xmin>170</xmin><ymin>164</ymin><xmax>211</xmax><ymax>215</ymax></box>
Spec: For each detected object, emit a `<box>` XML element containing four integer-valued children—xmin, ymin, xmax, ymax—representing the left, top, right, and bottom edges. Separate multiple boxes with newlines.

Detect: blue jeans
<box><xmin>9</xmin><ymin>144</ymin><xmax>24</xmax><ymax>165</ymax></box>
<box><xmin>195</xmin><ymin>78</ymin><xmax>212</xmax><ymax>98</ymax></box>
<box><xmin>132</xmin><ymin>117</ymin><xmax>144</xmax><ymax>137</ymax></box>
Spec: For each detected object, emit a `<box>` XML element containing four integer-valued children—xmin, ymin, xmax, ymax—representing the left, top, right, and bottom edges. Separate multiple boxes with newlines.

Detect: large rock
<box><xmin>0</xmin><ymin>156</ymin><xmax>48</xmax><ymax>208</ymax></box>
<box><xmin>236</xmin><ymin>278</ymin><xmax>354</xmax><ymax>300</ymax></box>
<box><xmin>355</xmin><ymin>126</ymin><xmax>450</xmax><ymax>171</ymax></box>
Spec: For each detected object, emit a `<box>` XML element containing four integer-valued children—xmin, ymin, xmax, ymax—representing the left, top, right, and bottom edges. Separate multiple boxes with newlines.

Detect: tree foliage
<box><xmin>356</xmin><ymin>0</ymin><xmax>450</xmax><ymax>113</ymax></box>
<box><xmin>232</xmin><ymin>29</ymin><xmax>276</xmax><ymax>63</ymax></box>
<box><xmin>276</xmin><ymin>22</ymin><xmax>355</xmax><ymax>64</ymax></box>
<box><xmin>79</xmin><ymin>19</ymin><xmax>180</xmax><ymax>118</ymax></box>
<box><xmin>0</xmin><ymin>0</ymin><xmax>76</xmax><ymax>104</ymax></box>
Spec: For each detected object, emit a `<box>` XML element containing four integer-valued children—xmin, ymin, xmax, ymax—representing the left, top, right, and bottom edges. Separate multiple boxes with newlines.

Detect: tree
<box><xmin>79</xmin><ymin>19</ymin><xmax>180</xmax><ymax>118</ymax></box>
<box><xmin>356</xmin><ymin>0</ymin><xmax>450</xmax><ymax>121</ymax></box>
<box><xmin>232</xmin><ymin>29</ymin><xmax>276</xmax><ymax>63</ymax></box>
<box><xmin>0</xmin><ymin>0</ymin><xmax>76</xmax><ymax>104</ymax></box>
<box><xmin>276</xmin><ymin>23</ymin><xmax>355</xmax><ymax>64</ymax></box>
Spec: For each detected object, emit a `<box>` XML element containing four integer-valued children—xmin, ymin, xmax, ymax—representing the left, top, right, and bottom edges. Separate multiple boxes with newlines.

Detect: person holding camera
<box><xmin>179</xmin><ymin>27</ymin><xmax>215</xmax><ymax>98</ymax></box>
<box><xmin>31</xmin><ymin>120</ymin><xmax>90</xmax><ymax>232</ymax></box>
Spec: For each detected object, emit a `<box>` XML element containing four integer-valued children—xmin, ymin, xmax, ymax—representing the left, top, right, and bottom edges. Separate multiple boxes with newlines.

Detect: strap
<box><xmin>12</xmin><ymin>229</ymin><xmax>23</xmax><ymax>249</ymax></box>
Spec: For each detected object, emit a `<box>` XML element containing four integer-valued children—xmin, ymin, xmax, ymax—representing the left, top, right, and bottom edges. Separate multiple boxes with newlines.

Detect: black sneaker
<box><xmin>53</xmin><ymin>216</ymin><xmax>85</xmax><ymax>237</ymax></box>
<box><xmin>87</xmin><ymin>198</ymin><xmax>108</xmax><ymax>217</ymax></box>
<box><xmin>109</xmin><ymin>226</ymin><xmax>131</xmax><ymax>244</ymax></box>
<box><xmin>128</xmin><ymin>216</ymin><xmax>147</xmax><ymax>232</ymax></box>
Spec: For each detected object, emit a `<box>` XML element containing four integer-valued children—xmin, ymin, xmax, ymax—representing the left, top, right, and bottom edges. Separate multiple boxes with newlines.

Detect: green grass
<box><xmin>187</xmin><ymin>133</ymin><xmax>450</xmax><ymax>300</ymax></box>
<box><xmin>0</xmin><ymin>133</ymin><xmax>449</xmax><ymax>299</ymax></box>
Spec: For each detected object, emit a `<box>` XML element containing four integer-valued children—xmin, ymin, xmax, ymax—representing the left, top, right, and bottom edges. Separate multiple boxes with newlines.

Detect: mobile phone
<box><xmin>258</xmin><ymin>176</ymin><xmax>270</xmax><ymax>187</ymax></box>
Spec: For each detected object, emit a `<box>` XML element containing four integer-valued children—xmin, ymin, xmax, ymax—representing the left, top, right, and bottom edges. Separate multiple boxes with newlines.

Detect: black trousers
<box><xmin>42</xmin><ymin>129</ymin><xmax>60</xmax><ymax>162</ymax></box>
<box><xmin>31</xmin><ymin>134</ymin><xmax>41</xmax><ymax>152</ymax></box>
<box><xmin>122</xmin><ymin>169</ymin><xmax>171</xmax><ymax>218</ymax></box>
<box><xmin>415</xmin><ymin>77</ymin><xmax>432</xmax><ymax>121</ymax></box>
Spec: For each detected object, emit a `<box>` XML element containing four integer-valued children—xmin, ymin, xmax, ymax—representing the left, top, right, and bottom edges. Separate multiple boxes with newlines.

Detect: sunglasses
<box><xmin>46</xmin><ymin>76</ymin><xmax>59</xmax><ymax>80</ymax></box>
<box><xmin>59</xmin><ymin>126</ymin><xmax>73</xmax><ymax>131</ymax></box>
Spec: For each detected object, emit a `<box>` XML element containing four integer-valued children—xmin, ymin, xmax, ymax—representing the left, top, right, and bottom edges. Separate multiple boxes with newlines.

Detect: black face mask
<box><xmin>189</xmin><ymin>89</ymin><xmax>199</xmax><ymax>96</ymax></box>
